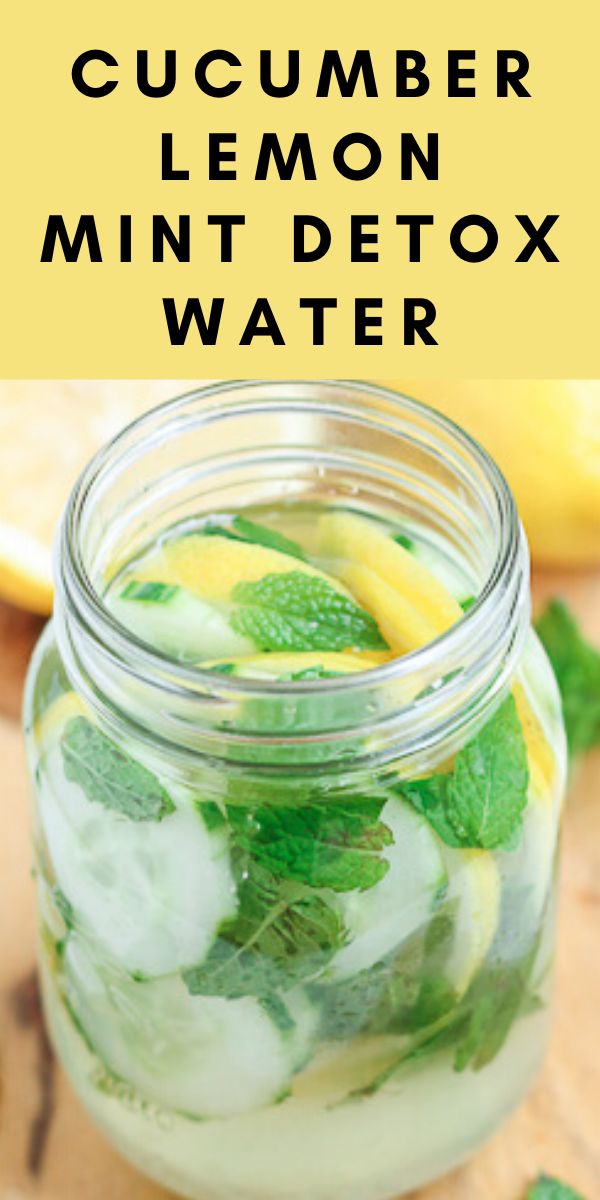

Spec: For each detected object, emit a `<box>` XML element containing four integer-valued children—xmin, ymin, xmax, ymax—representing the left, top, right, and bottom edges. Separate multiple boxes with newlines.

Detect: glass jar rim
<box><xmin>54</xmin><ymin>380</ymin><xmax>529</xmax><ymax>767</ymax></box>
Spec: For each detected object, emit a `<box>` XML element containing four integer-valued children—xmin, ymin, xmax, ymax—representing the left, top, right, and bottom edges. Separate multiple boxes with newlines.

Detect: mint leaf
<box><xmin>311</xmin><ymin>907</ymin><xmax>456</xmax><ymax>1042</ymax></box>
<box><xmin>446</xmin><ymin>695</ymin><xmax>529</xmax><ymax>849</ymax></box>
<box><xmin>183</xmin><ymin>934</ymin><xmax>279</xmax><ymax>1000</ymax></box>
<box><xmin>120</xmin><ymin>581</ymin><xmax>179</xmax><ymax>603</ymax></box>
<box><xmin>536</xmin><ymin>599</ymin><xmax>600</xmax><ymax>757</ymax></box>
<box><xmin>367</xmin><ymin>906</ymin><xmax>458</xmax><ymax>1036</ymax></box>
<box><xmin>198</xmin><ymin>801</ymin><xmax>228</xmax><ymax>831</ymax></box>
<box><xmin>227</xmin><ymin>797</ymin><xmax>393</xmax><ymax>892</ymax></box>
<box><xmin>401</xmin><ymin>696</ymin><xmax>529</xmax><ymax>851</ymax></box>
<box><xmin>203</xmin><ymin>516</ymin><xmax>306</xmax><ymax>561</ymax></box>
<box><xmin>401</xmin><ymin>776</ymin><xmax>464</xmax><ymax>848</ymax></box>
<box><xmin>404</xmin><ymin>907</ymin><xmax>459</xmax><ymax>1030</ymax></box>
<box><xmin>409</xmin><ymin>974</ymin><xmax>458</xmax><ymax>1029</ymax></box>
<box><xmin>453</xmin><ymin>953</ymin><xmax>536</xmax><ymax>1071</ymax></box>
<box><xmin>233</xmin><ymin>859</ymin><xmax>346</xmax><ymax>977</ymax></box>
<box><xmin>312</xmin><ymin>961</ymin><xmax>392</xmax><ymax>1040</ymax></box>
<box><xmin>61</xmin><ymin>717</ymin><xmax>175</xmax><ymax>822</ymax></box>
<box><xmin>527</xmin><ymin>1175</ymin><xmax>586</xmax><ymax>1200</ymax></box>
<box><xmin>230</xmin><ymin>570</ymin><xmax>388</xmax><ymax>652</ymax></box>
<box><xmin>183</xmin><ymin>853</ymin><xmax>345</xmax><ymax>1000</ymax></box>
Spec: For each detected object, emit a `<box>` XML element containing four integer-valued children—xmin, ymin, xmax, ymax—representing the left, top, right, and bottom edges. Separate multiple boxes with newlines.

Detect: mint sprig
<box><xmin>401</xmin><ymin>695</ymin><xmax>529</xmax><ymax>851</ymax></box>
<box><xmin>230</xmin><ymin>570</ymin><xmax>388</xmax><ymax>653</ymax></box>
<box><xmin>452</xmin><ymin>949</ymin><xmax>538</xmax><ymax>1071</ymax></box>
<box><xmin>535</xmin><ymin>599</ymin><xmax>600</xmax><ymax>758</ymax></box>
<box><xmin>351</xmin><ymin>935</ymin><xmax>541</xmax><ymax>1100</ymax></box>
<box><xmin>183</xmin><ymin>851</ymin><xmax>346</xmax><ymax>1000</ymax></box>
<box><xmin>527</xmin><ymin>1175</ymin><xmax>586</xmax><ymax>1200</ymax></box>
<box><xmin>61</xmin><ymin>717</ymin><xmax>175</xmax><ymax>822</ymax></box>
<box><xmin>227</xmin><ymin>796</ymin><xmax>393</xmax><ymax>892</ymax></box>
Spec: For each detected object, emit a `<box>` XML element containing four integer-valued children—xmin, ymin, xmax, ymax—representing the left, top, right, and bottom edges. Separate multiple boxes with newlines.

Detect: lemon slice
<box><xmin>0</xmin><ymin>382</ymin><xmax>199</xmax><ymax>614</ymax></box>
<box><xmin>441</xmin><ymin>848</ymin><xmax>500</xmax><ymax>995</ymax></box>
<box><xmin>34</xmin><ymin>690</ymin><xmax>86</xmax><ymax>750</ymax></box>
<box><xmin>339</xmin><ymin>563</ymin><xmax>437</xmax><ymax>656</ymax></box>
<box><xmin>139</xmin><ymin>534</ymin><xmax>353</xmax><ymax>604</ymax></box>
<box><xmin>513</xmin><ymin>682</ymin><xmax>557</xmax><ymax>794</ymax></box>
<box><xmin>319</xmin><ymin>511</ymin><xmax>558</xmax><ymax>800</ymax></box>
<box><xmin>494</xmin><ymin>774</ymin><xmax>558</xmax><ymax>962</ymax></box>
<box><xmin>319</xmin><ymin>512</ymin><xmax>462</xmax><ymax>641</ymax></box>
<box><xmin>110</xmin><ymin>537</ymin><xmax>377</xmax><ymax>662</ymax></box>
<box><xmin>384</xmin><ymin>380</ymin><xmax>600</xmax><ymax>566</ymax></box>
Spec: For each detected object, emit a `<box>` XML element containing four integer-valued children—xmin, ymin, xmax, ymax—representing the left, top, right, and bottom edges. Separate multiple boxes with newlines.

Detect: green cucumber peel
<box><xmin>203</xmin><ymin>516</ymin><xmax>307</xmax><ymax>561</ymax></box>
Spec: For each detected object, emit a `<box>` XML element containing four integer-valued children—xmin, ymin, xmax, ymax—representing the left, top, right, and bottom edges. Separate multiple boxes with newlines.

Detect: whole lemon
<box><xmin>382</xmin><ymin>381</ymin><xmax>600</xmax><ymax>567</ymax></box>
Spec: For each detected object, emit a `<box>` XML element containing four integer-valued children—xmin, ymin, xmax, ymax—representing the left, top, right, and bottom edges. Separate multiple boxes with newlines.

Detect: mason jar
<box><xmin>23</xmin><ymin>382</ymin><xmax>567</xmax><ymax>1200</ymax></box>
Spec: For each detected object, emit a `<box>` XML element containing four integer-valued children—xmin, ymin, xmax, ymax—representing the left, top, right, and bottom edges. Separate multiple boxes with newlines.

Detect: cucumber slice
<box><xmin>439</xmin><ymin>846</ymin><xmax>500</xmax><ymax>994</ymax></box>
<box><xmin>107</xmin><ymin>583</ymin><xmax>254</xmax><ymax>662</ymax></box>
<box><xmin>410</xmin><ymin>539</ymin><xmax>473</xmax><ymax>604</ymax></box>
<box><xmin>205</xmin><ymin>651</ymin><xmax>382</xmax><ymax>678</ymax></box>
<box><xmin>514</xmin><ymin>792</ymin><xmax>558</xmax><ymax>924</ymax></box>
<box><xmin>493</xmin><ymin>788</ymin><xmax>558</xmax><ymax>962</ymax></box>
<box><xmin>38</xmin><ymin>741</ymin><xmax>237</xmax><ymax>978</ymax></box>
<box><xmin>520</xmin><ymin>631</ymin><xmax>565</xmax><ymax>751</ymax></box>
<box><xmin>63</xmin><ymin>937</ymin><xmax>319</xmax><ymax>1118</ymax></box>
<box><xmin>324</xmin><ymin>796</ymin><xmax>448</xmax><ymax>981</ymax></box>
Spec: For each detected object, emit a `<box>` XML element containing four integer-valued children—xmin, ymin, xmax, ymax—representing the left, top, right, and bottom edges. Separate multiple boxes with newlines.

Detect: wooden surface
<box><xmin>1</xmin><ymin>573</ymin><xmax>599</xmax><ymax>1200</ymax></box>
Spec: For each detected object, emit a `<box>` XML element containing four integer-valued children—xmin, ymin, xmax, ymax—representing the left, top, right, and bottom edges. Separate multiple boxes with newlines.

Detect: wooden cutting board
<box><xmin>1</xmin><ymin>570</ymin><xmax>599</xmax><ymax>1200</ymax></box>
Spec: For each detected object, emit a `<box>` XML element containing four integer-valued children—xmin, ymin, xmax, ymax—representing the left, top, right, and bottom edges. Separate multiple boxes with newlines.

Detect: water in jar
<box><xmin>26</xmin><ymin>500</ymin><xmax>566</xmax><ymax>1200</ymax></box>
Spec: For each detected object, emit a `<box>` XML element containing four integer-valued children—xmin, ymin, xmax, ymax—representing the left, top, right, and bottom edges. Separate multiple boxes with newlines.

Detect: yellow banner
<box><xmin>1</xmin><ymin>0</ymin><xmax>597</xmax><ymax>376</ymax></box>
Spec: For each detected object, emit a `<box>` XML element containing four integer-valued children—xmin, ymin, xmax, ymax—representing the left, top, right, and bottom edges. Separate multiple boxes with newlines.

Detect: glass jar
<box><xmin>24</xmin><ymin>381</ymin><xmax>567</xmax><ymax>1200</ymax></box>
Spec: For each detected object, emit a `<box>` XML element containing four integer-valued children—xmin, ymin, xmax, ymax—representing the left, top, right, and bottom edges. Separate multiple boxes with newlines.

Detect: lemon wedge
<box><xmin>384</xmin><ymin>380</ymin><xmax>600</xmax><ymax>566</ymax></box>
<box><xmin>0</xmin><ymin>381</ymin><xmax>201</xmax><ymax>614</ymax></box>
